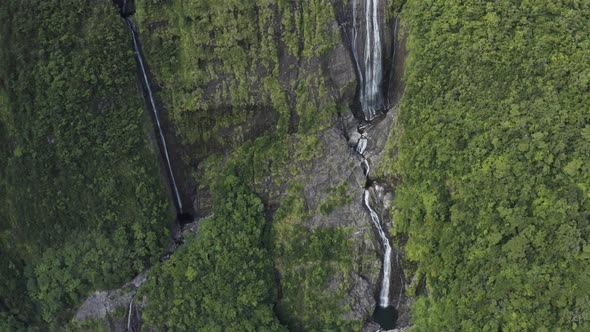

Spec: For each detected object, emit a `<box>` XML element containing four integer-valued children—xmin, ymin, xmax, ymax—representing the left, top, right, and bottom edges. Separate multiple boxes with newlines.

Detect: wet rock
<box><xmin>328</xmin><ymin>43</ymin><xmax>357</xmax><ymax>98</ymax></box>
<box><xmin>75</xmin><ymin>273</ymin><xmax>146</xmax><ymax>324</ymax></box>
<box><xmin>361</xmin><ymin>321</ymin><xmax>382</xmax><ymax>332</ymax></box>
<box><xmin>349</xmin><ymin>131</ymin><xmax>362</xmax><ymax>146</ymax></box>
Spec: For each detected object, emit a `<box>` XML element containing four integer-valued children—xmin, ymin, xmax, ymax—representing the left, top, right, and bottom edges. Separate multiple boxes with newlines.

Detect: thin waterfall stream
<box><xmin>127</xmin><ymin>295</ymin><xmax>135</xmax><ymax>332</ymax></box>
<box><xmin>356</xmin><ymin>133</ymin><xmax>392</xmax><ymax>309</ymax></box>
<box><xmin>364</xmin><ymin>191</ymin><xmax>392</xmax><ymax>306</ymax></box>
<box><xmin>125</xmin><ymin>17</ymin><xmax>183</xmax><ymax>213</ymax></box>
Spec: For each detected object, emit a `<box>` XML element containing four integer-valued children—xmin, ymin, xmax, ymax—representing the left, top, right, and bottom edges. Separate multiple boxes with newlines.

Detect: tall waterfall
<box><xmin>126</xmin><ymin>18</ymin><xmax>183</xmax><ymax>212</ymax></box>
<box><xmin>352</xmin><ymin>0</ymin><xmax>391</xmax><ymax>309</ymax></box>
<box><xmin>352</xmin><ymin>0</ymin><xmax>384</xmax><ymax>121</ymax></box>
<box><xmin>364</xmin><ymin>190</ymin><xmax>391</xmax><ymax>307</ymax></box>
<box><xmin>356</xmin><ymin>134</ymin><xmax>391</xmax><ymax>307</ymax></box>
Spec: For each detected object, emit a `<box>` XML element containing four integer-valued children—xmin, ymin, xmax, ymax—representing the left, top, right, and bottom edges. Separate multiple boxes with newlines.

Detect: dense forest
<box><xmin>138</xmin><ymin>173</ymin><xmax>284</xmax><ymax>331</ymax></box>
<box><xmin>394</xmin><ymin>0</ymin><xmax>590</xmax><ymax>330</ymax></box>
<box><xmin>0</xmin><ymin>1</ymin><xmax>171</xmax><ymax>329</ymax></box>
<box><xmin>1</xmin><ymin>0</ymin><xmax>589</xmax><ymax>330</ymax></box>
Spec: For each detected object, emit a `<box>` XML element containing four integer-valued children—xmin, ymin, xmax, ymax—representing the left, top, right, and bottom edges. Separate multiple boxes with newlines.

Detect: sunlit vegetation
<box><xmin>394</xmin><ymin>1</ymin><xmax>590</xmax><ymax>330</ymax></box>
<box><xmin>0</xmin><ymin>1</ymin><xmax>171</xmax><ymax>328</ymax></box>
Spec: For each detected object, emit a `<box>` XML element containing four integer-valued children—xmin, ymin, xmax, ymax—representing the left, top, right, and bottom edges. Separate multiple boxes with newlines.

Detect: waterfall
<box><xmin>363</xmin><ymin>190</ymin><xmax>391</xmax><ymax>307</ymax></box>
<box><xmin>127</xmin><ymin>296</ymin><xmax>134</xmax><ymax>332</ymax></box>
<box><xmin>356</xmin><ymin>133</ymin><xmax>391</xmax><ymax>307</ymax></box>
<box><xmin>352</xmin><ymin>0</ymin><xmax>391</xmax><ymax>309</ymax></box>
<box><xmin>352</xmin><ymin>0</ymin><xmax>384</xmax><ymax>121</ymax></box>
<box><xmin>126</xmin><ymin>18</ymin><xmax>183</xmax><ymax>212</ymax></box>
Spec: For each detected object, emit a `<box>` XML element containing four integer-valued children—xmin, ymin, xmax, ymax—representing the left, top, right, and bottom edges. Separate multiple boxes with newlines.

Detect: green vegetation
<box><xmin>0</xmin><ymin>0</ymin><xmax>171</xmax><ymax>328</ymax></box>
<box><xmin>319</xmin><ymin>181</ymin><xmax>353</xmax><ymax>216</ymax></box>
<box><xmin>272</xmin><ymin>185</ymin><xmax>362</xmax><ymax>331</ymax></box>
<box><xmin>138</xmin><ymin>174</ymin><xmax>284</xmax><ymax>331</ymax></box>
<box><xmin>395</xmin><ymin>0</ymin><xmax>590</xmax><ymax>330</ymax></box>
<box><xmin>135</xmin><ymin>0</ymin><xmax>340</xmax><ymax>154</ymax></box>
<box><xmin>133</xmin><ymin>0</ymin><xmax>368</xmax><ymax>329</ymax></box>
<box><xmin>16</xmin><ymin>0</ymin><xmax>589</xmax><ymax>330</ymax></box>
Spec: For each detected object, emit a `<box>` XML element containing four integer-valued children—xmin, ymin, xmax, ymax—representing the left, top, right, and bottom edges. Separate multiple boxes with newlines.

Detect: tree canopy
<box><xmin>138</xmin><ymin>174</ymin><xmax>285</xmax><ymax>331</ymax></box>
<box><xmin>395</xmin><ymin>0</ymin><xmax>590</xmax><ymax>330</ymax></box>
<box><xmin>0</xmin><ymin>1</ymin><xmax>171</xmax><ymax>328</ymax></box>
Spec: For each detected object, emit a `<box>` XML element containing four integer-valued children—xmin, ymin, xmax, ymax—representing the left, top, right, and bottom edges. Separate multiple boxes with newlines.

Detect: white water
<box><xmin>352</xmin><ymin>0</ymin><xmax>391</xmax><ymax>308</ymax></box>
<box><xmin>356</xmin><ymin>134</ymin><xmax>368</xmax><ymax>155</ymax></box>
<box><xmin>126</xmin><ymin>18</ymin><xmax>183</xmax><ymax>212</ymax></box>
<box><xmin>355</xmin><ymin>133</ymin><xmax>391</xmax><ymax>308</ymax></box>
<box><xmin>364</xmin><ymin>190</ymin><xmax>391</xmax><ymax>307</ymax></box>
<box><xmin>127</xmin><ymin>296</ymin><xmax>134</xmax><ymax>332</ymax></box>
<box><xmin>352</xmin><ymin>0</ymin><xmax>383</xmax><ymax>121</ymax></box>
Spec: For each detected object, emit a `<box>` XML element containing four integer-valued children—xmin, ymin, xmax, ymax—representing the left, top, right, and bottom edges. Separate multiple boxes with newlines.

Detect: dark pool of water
<box><xmin>373</xmin><ymin>306</ymin><xmax>397</xmax><ymax>330</ymax></box>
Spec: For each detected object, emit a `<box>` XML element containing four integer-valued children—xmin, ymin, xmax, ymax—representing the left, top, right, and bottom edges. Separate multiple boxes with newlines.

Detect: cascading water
<box><xmin>127</xmin><ymin>295</ymin><xmax>134</xmax><ymax>332</ymax></box>
<box><xmin>352</xmin><ymin>0</ymin><xmax>384</xmax><ymax>121</ymax></box>
<box><xmin>356</xmin><ymin>134</ymin><xmax>391</xmax><ymax>308</ymax></box>
<box><xmin>364</xmin><ymin>190</ymin><xmax>392</xmax><ymax>306</ymax></box>
<box><xmin>125</xmin><ymin>18</ymin><xmax>183</xmax><ymax>212</ymax></box>
<box><xmin>350</xmin><ymin>0</ymin><xmax>401</xmax><ymax>328</ymax></box>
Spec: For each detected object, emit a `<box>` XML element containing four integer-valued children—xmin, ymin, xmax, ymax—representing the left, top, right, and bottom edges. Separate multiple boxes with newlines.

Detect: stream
<box><xmin>114</xmin><ymin>0</ymin><xmax>397</xmax><ymax>329</ymax></box>
<box><xmin>125</xmin><ymin>17</ymin><xmax>183</xmax><ymax>213</ymax></box>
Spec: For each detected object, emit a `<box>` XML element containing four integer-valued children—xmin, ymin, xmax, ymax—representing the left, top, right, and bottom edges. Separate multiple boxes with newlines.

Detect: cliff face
<box><xmin>88</xmin><ymin>0</ymin><xmax>406</xmax><ymax>329</ymax></box>
<box><xmin>131</xmin><ymin>0</ymin><xmax>359</xmax><ymax>217</ymax></box>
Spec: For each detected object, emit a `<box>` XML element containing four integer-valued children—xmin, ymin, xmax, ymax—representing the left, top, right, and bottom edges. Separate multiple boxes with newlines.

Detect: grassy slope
<box><xmin>0</xmin><ymin>0</ymin><xmax>171</xmax><ymax>328</ymax></box>
<box><xmin>394</xmin><ymin>0</ymin><xmax>590</xmax><ymax>330</ymax></box>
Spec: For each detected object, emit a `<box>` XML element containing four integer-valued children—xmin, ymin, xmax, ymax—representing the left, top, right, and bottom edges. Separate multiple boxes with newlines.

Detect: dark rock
<box><xmin>328</xmin><ymin>43</ymin><xmax>357</xmax><ymax>98</ymax></box>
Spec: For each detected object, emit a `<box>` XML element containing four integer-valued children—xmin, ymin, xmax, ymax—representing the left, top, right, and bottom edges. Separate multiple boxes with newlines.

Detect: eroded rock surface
<box><xmin>75</xmin><ymin>273</ymin><xmax>145</xmax><ymax>324</ymax></box>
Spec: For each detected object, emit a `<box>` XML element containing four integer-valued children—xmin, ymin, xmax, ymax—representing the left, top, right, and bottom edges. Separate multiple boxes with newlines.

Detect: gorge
<box><xmin>350</xmin><ymin>0</ymin><xmax>401</xmax><ymax>329</ymax></box>
<box><xmin>0</xmin><ymin>0</ymin><xmax>409</xmax><ymax>329</ymax></box>
<box><xmin>2</xmin><ymin>0</ymin><xmax>588</xmax><ymax>330</ymax></box>
<box><xmin>117</xmin><ymin>0</ymin><xmax>404</xmax><ymax>329</ymax></box>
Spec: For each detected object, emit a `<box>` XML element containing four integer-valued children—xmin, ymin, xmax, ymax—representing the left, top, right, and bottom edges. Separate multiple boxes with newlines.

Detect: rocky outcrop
<box><xmin>264</xmin><ymin>103</ymin><xmax>411</xmax><ymax>327</ymax></box>
<box><xmin>328</xmin><ymin>43</ymin><xmax>358</xmax><ymax>100</ymax></box>
<box><xmin>74</xmin><ymin>273</ymin><xmax>146</xmax><ymax>330</ymax></box>
<box><xmin>74</xmin><ymin>0</ymin><xmax>410</xmax><ymax>330</ymax></box>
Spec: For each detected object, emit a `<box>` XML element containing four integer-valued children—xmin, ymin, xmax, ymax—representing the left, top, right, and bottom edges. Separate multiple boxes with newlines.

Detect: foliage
<box><xmin>395</xmin><ymin>0</ymin><xmax>590</xmax><ymax>330</ymax></box>
<box><xmin>134</xmin><ymin>0</ymin><xmax>340</xmax><ymax>154</ymax></box>
<box><xmin>271</xmin><ymin>186</ymin><xmax>362</xmax><ymax>331</ymax></box>
<box><xmin>138</xmin><ymin>174</ymin><xmax>284</xmax><ymax>331</ymax></box>
<box><xmin>0</xmin><ymin>0</ymin><xmax>171</xmax><ymax>327</ymax></box>
<box><xmin>319</xmin><ymin>181</ymin><xmax>353</xmax><ymax>216</ymax></box>
<box><xmin>133</xmin><ymin>1</ymin><xmax>362</xmax><ymax>328</ymax></box>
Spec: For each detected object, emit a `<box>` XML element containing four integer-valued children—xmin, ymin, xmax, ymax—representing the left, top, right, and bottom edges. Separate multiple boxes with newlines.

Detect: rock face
<box><xmin>293</xmin><ymin>112</ymin><xmax>383</xmax><ymax>319</ymax></box>
<box><xmin>263</xmin><ymin>107</ymin><xmax>410</xmax><ymax>327</ymax></box>
<box><xmin>328</xmin><ymin>43</ymin><xmax>358</xmax><ymax>98</ymax></box>
<box><xmin>75</xmin><ymin>273</ymin><xmax>146</xmax><ymax>330</ymax></box>
<box><xmin>74</xmin><ymin>0</ymin><xmax>411</xmax><ymax>330</ymax></box>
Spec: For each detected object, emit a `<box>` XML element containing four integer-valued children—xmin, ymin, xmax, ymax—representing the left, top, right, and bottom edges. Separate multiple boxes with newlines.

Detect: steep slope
<box><xmin>0</xmin><ymin>1</ymin><xmax>172</xmax><ymax>329</ymax></box>
<box><xmin>129</xmin><ymin>0</ymin><xmax>407</xmax><ymax>330</ymax></box>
